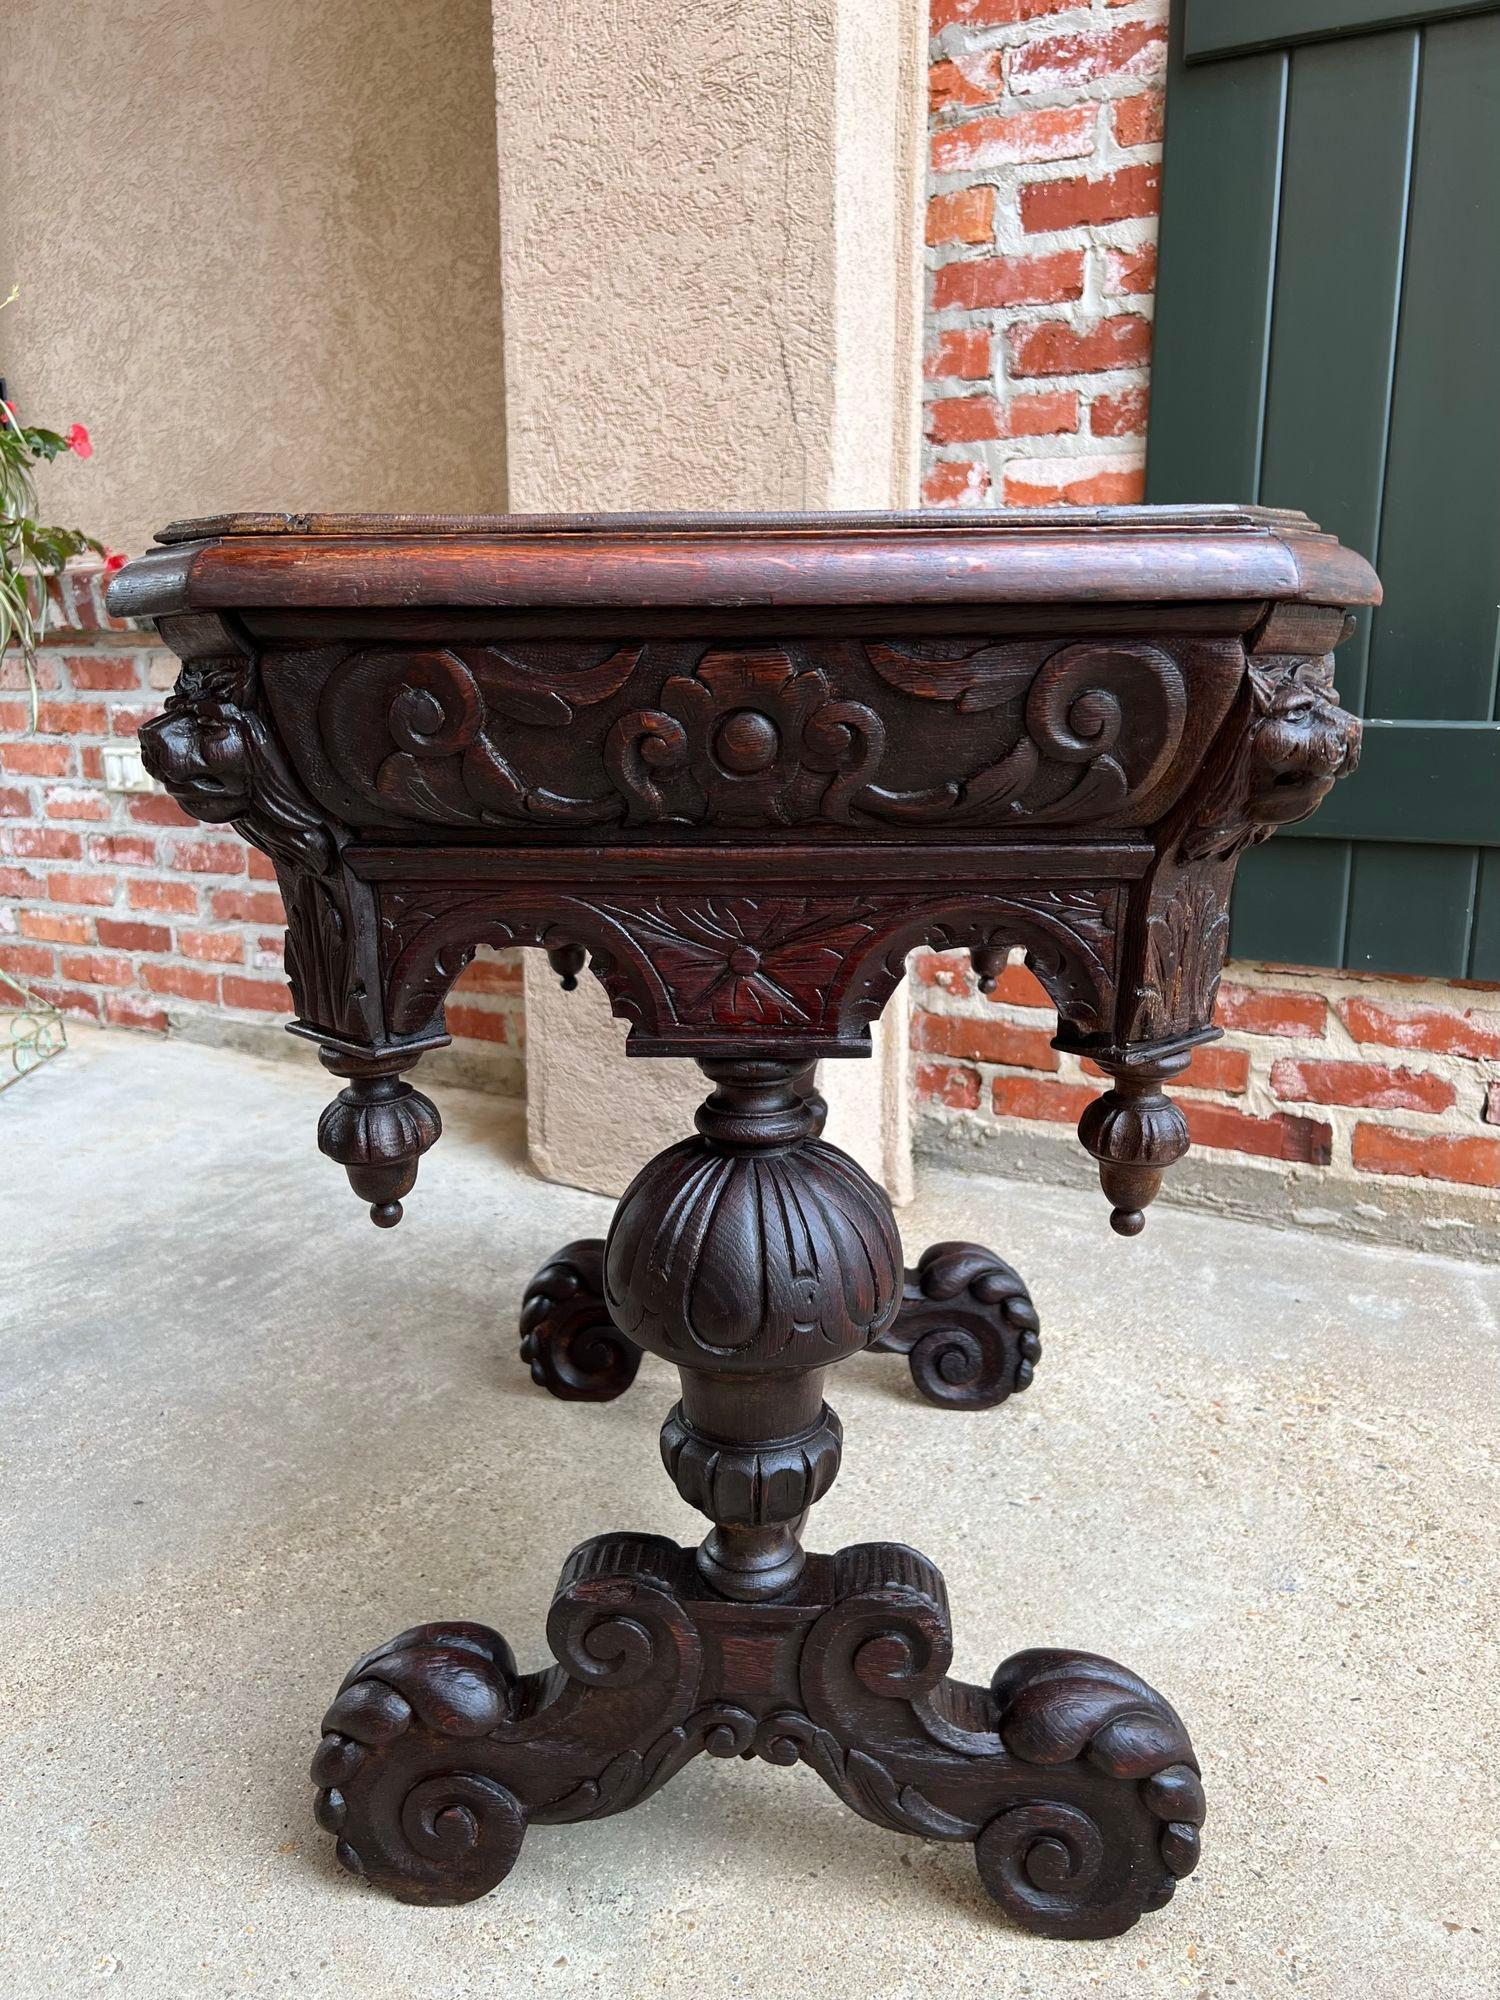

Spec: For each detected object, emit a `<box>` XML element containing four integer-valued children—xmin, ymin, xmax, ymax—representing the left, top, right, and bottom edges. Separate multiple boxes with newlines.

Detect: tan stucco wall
<box><xmin>0</xmin><ymin>0</ymin><xmax>507</xmax><ymax>555</ymax></box>
<box><xmin>499</xmin><ymin>0</ymin><xmax>927</xmax><ymax>1199</ymax></box>
<box><xmin>493</xmin><ymin>0</ymin><xmax>924</xmax><ymax>511</ymax></box>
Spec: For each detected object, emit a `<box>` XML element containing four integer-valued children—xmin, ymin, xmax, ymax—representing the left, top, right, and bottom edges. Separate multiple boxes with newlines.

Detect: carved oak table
<box><xmin>112</xmin><ymin>506</ymin><xmax>1374</xmax><ymax>1940</ymax></box>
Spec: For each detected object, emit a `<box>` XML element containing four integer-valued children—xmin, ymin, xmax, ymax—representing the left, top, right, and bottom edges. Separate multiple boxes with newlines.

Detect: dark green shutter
<box><xmin>1148</xmin><ymin>0</ymin><xmax>1500</xmax><ymax>979</ymax></box>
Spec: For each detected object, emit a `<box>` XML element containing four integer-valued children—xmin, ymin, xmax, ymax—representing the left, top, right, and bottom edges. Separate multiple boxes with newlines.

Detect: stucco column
<box><xmin>493</xmin><ymin>0</ymin><xmax>927</xmax><ymax>1200</ymax></box>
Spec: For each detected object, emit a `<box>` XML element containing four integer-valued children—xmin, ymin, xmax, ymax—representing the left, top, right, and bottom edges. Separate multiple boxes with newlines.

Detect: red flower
<box><xmin>103</xmin><ymin>550</ymin><xmax>127</xmax><ymax>574</ymax></box>
<box><xmin>66</xmin><ymin>423</ymin><xmax>93</xmax><ymax>459</ymax></box>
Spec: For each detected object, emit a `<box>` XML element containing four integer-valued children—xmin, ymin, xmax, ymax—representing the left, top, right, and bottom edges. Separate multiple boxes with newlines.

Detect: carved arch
<box><xmin>378</xmin><ymin>883</ymin><xmax>1123</xmax><ymax>1054</ymax></box>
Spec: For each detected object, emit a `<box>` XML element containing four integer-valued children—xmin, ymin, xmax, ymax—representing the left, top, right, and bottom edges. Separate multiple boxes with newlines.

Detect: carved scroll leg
<box><xmin>519</xmin><ymin>1239</ymin><xmax>643</xmax><ymax>1402</ymax></box>
<box><xmin>870</xmin><ymin>1241</ymin><xmax>1041</xmax><ymax>1410</ymax></box>
<box><xmin>790</xmin><ymin>1544</ymin><xmax>1205</xmax><ymax>1942</ymax></box>
<box><xmin>311</xmin><ymin>1533</ymin><xmax>712</xmax><ymax>1905</ymax></box>
<box><xmin>316</xmin><ymin>1049</ymin><xmax>442</xmax><ymax>1228</ymax></box>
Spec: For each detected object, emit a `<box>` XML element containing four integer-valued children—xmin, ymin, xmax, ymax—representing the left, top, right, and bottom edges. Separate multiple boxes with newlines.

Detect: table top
<box><xmin>109</xmin><ymin>506</ymin><xmax>1380</xmax><ymax>621</ymax></box>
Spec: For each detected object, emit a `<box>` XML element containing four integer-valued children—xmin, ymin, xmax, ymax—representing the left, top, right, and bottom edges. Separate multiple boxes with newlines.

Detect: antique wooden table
<box><xmin>111</xmin><ymin>507</ymin><xmax>1374</xmax><ymax>1940</ymax></box>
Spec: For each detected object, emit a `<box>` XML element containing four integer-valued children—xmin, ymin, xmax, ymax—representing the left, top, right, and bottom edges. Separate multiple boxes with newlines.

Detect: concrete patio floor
<box><xmin>2</xmin><ymin>1026</ymin><xmax>1497</xmax><ymax>1999</ymax></box>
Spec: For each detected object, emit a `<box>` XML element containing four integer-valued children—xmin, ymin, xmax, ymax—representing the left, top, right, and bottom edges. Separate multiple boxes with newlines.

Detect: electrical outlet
<box><xmin>101</xmin><ymin>743</ymin><xmax>155</xmax><ymax>794</ymax></box>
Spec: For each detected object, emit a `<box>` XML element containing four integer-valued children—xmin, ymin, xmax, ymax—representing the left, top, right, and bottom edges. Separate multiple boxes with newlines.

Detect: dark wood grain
<box><xmin>111</xmin><ymin>507</ymin><xmax>1370</xmax><ymax>1936</ymax></box>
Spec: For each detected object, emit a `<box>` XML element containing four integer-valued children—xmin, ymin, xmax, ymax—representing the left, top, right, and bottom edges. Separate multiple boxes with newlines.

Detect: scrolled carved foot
<box><xmin>871</xmin><ymin>1241</ymin><xmax>1041</xmax><ymax>1409</ymax></box>
<box><xmin>311</xmin><ymin>1534</ymin><xmax>711</xmax><ymax>1905</ymax></box>
<box><xmin>311</xmin><ymin>1621</ymin><xmax>526</xmax><ymax>1904</ymax></box>
<box><xmin>519</xmin><ymin>1240</ymin><xmax>642</xmax><ymax>1402</ymax></box>
<box><xmin>783</xmin><ymin>1548</ymin><xmax>1204</xmax><ymax>1941</ymax></box>
<box><xmin>976</xmin><ymin>1648</ymin><xmax>1205</xmax><ymax>1939</ymax></box>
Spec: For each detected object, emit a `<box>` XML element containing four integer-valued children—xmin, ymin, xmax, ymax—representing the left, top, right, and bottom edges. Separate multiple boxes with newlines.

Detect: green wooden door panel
<box><xmin>1146</xmin><ymin>29</ymin><xmax>1286</xmax><ymax>503</ymax></box>
<box><xmin>1278</xmin><ymin>723</ymin><xmax>1500</xmax><ymax>844</ymax></box>
<box><xmin>1231</xmin><ymin>841</ymin><xmax>1352</xmax><ymax>966</ymax></box>
<box><xmin>1256</xmin><ymin>31</ymin><xmax>1418</xmax><ymax>712</ymax></box>
<box><xmin>1345</xmin><ymin>844</ymin><xmax>1479</xmax><ymax>974</ymax></box>
<box><xmin>1470</xmin><ymin>853</ymin><xmax>1500</xmax><ymax>979</ymax></box>
<box><xmin>1187</xmin><ymin>0</ymin><xmax>1500</xmax><ymax>62</ymax></box>
<box><xmin>1364</xmin><ymin>12</ymin><xmax>1500</xmax><ymax>723</ymax></box>
<box><xmin>1150</xmin><ymin>6</ymin><xmax>1500</xmax><ymax>980</ymax></box>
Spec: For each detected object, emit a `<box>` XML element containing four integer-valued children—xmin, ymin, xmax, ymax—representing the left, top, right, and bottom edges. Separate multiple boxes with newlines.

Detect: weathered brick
<box><xmin>992</xmin><ymin>1075</ymin><xmax>1095</xmax><ymax>1123</ymax></box>
<box><xmin>104</xmin><ymin>994</ymin><xmax>170</xmax><ymax>1032</ymax></box>
<box><xmin>1353</xmin><ymin>1124</ymin><xmax>1500</xmax><ymax>1189</ymax></box>
<box><xmin>454</xmin><ymin>958</ymin><xmax>524</xmax><ymax>997</ymax></box>
<box><xmin>221</xmin><ymin>974</ymin><xmax>291</xmax><ymax>1013</ymax></box>
<box><xmin>1009</xmin><ymin>315</ymin><xmax>1153</xmax><ymax>377</ymax></box>
<box><xmin>142</xmin><ymin>961</ymin><xmax>220</xmax><ymax>1005</ymax></box>
<box><xmin>926</xmin><ymin>186</ymin><xmax>996</xmax><ymax>248</ymax></box>
<box><xmin>913</xmin><ymin>1010</ymin><xmax>1059</xmax><ymax>1071</ymax></box>
<box><xmin>1113</xmin><ymin>88</ymin><xmax>1165</xmax><ymax>150</ymax></box>
<box><xmin>921</xmin><ymin>458</ymin><xmax>992</xmax><ymax>506</ymax></box>
<box><xmin>10</xmin><ymin>826</ymin><xmax>83</xmax><ymax>860</ymax></box>
<box><xmin>0</xmin><ymin>786</ymin><xmax>32</xmax><ymax>818</ymax></box>
<box><xmin>20</xmin><ymin>909</ymin><xmax>93</xmax><ymax>945</ymax></box>
<box><xmin>178</xmin><ymin>928</ymin><xmax>245</xmax><ymax>965</ymax></box>
<box><xmin>96</xmin><ymin>917</ymin><xmax>171</xmax><ymax>954</ymax></box>
<box><xmin>47</xmin><ymin>871</ymin><xmax>117</xmax><ymax>907</ymax></box>
<box><xmin>1</xmin><ymin>740</ymin><xmax>73</xmax><ymax>777</ymax></box>
<box><xmin>1086</xmin><ymin>1044</ymin><xmax>1251</xmax><ymax>1095</ymax></box>
<box><xmin>1182</xmin><ymin>1100</ymin><xmax>1333</xmax><ymax>1165</ymax></box>
<box><xmin>926</xmin><ymin>396</ymin><xmax>1005</xmax><ymax>445</ymax></box>
<box><xmin>1216</xmin><ymin>983</ymin><xmax>1327</xmax><ymax>1040</ymax></box>
<box><xmin>1011</xmin><ymin>20</ymin><xmax>1166</xmax><ymax>97</ymax></box>
<box><xmin>129</xmin><ymin>877</ymin><xmax>199</xmax><ymax>914</ymax></box>
<box><xmin>1335</xmin><ymin>995</ymin><xmax>1500</xmax><ymax>1062</ymax></box>
<box><xmin>66</xmin><ymin>656</ymin><xmax>142</xmax><ymax>692</ymax></box>
<box><xmin>88</xmin><ymin>832</ymin><xmax>157</xmax><ymax>868</ymax></box>
<box><xmin>247</xmin><ymin>848</ymin><xmax>278</xmax><ymax>882</ymax></box>
<box><xmin>1485</xmin><ymin>1082</ymin><xmax>1500</xmax><ymax>1125</ymax></box>
<box><xmin>1022</xmin><ymin>164</ymin><xmax>1162</xmax><ymax>235</ymax></box>
<box><xmin>129</xmin><ymin>793</ymin><xmax>194</xmax><ymax>827</ymax></box>
<box><xmin>0</xmin><ymin>653</ymin><xmax>62</xmax><ymax>692</ymax></box>
<box><xmin>933</xmin><ymin>250</ymin><xmax>1086</xmax><ymax>312</ymax></box>
<box><xmin>931</xmin><ymin>0</ymin><xmax>1072</xmax><ymax>26</ymax></box>
<box><xmin>1005</xmin><ymin>466</ymin><xmax>1146</xmax><ymax>506</ymax></box>
<box><xmin>0</xmin><ymin>941</ymin><xmax>56</xmax><ymax>979</ymax></box>
<box><xmin>911</xmin><ymin>950</ymin><xmax>976</xmax><ymax>1000</ymax></box>
<box><xmin>0</xmin><ymin>865</ymin><xmax>45</xmax><ymax>900</ymax></box>
<box><xmin>445</xmin><ymin>1003</ymin><xmax>511</xmax><ymax>1045</ymax></box>
<box><xmin>59</xmin><ymin>951</ymin><xmax>135</xmax><ymax>989</ymax></box>
<box><xmin>31</xmin><ymin>981</ymin><xmax>102</xmax><ymax>1021</ymax></box>
<box><xmin>1091</xmin><ymin>385</ymin><xmax>1150</xmax><ymax>437</ymax></box>
<box><xmin>915</xmin><ymin>1058</ymin><xmax>981</xmax><ymax>1112</ymax></box>
<box><xmin>1105</xmin><ymin>242</ymin><xmax>1157</xmax><ymax>298</ymax></box>
<box><xmin>925</xmin><ymin>328</ymin><xmax>992</xmax><ymax>382</ymax></box>
<box><xmin>43</xmin><ymin>785</ymin><xmax>110</xmax><ymax>822</ymax></box>
<box><xmin>931</xmin><ymin>106</ymin><xmax>1095</xmax><ymax>174</ymax></box>
<box><xmin>168</xmin><ymin>838</ymin><xmax>246</xmax><ymax>875</ymax></box>
<box><xmin>32</xmin><ymin>700</ymin><xmax>109</xmax><ymax>737</ymax></box>
<box><xmin>209</xmin><ymin>887</ymin><xmax>285</xmax><ymax>925</ymax></box>
<box><xmin>1271</xmin><ymin>1057</ymin><xmax>1456</xmax><ymax>1115</ymax></box>
<box><xmin>930</xmin><ymin>53</ymin><xmax>1004</xmax><ymax>116</ymax></box>
<box><xmin>108</xmin><ymin>707</ymin><xmax>158</xmax><ymax>738</ymax></box>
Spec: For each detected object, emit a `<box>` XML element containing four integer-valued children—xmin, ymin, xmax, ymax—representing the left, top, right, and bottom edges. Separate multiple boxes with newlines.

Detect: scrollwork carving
<box><xmin>302</xmin><ymin>636</ymin><xmax>1200</xmax><ymax>836</ymax></box>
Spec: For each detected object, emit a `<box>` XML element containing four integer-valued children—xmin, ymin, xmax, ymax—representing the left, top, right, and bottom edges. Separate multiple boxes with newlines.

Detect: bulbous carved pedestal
<box><xmin>112</xmin><ymin>506</ymin><xmax>1374</xmax><ymax>1942</ymax></box>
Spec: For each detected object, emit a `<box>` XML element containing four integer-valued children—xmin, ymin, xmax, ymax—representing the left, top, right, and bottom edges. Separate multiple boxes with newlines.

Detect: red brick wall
<box><xmin>924</xmin><ymin>0</ymin><xmax>1165</xmax><ymax>506</ymax></box>
<box><xmin>919</xmin><ymin>0</ymin><xmax>1500</xmax><ymax>1206</ymax></box>
<box><xmin>0</xmin><ymin>566</ymin><xmax>524</xmax><ymax>1084</ymax></box>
